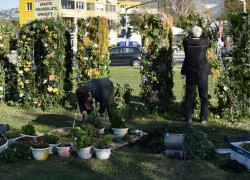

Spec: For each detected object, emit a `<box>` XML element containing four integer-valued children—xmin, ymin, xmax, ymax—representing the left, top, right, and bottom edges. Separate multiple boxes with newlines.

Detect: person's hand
<box><xmin>82</xmin><ymin>111</ymin><xmax>88</xmax><ymax>121</ymax></box>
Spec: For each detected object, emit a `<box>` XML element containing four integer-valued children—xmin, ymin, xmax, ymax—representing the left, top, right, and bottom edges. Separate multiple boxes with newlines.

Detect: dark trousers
<box><xmin>184</xmin><ymin>76</ymin><xmax>208</xmax><ymax>121</ymax></box>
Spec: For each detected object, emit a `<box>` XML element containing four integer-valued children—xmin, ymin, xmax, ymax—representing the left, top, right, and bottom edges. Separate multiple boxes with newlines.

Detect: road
<box><xmin>173</xmin><ymin>51</ymin><xmax>184</xmax><ymax>66</ymax></box>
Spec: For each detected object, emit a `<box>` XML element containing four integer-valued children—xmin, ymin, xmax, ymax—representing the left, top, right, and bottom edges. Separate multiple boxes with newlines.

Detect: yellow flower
<box><xmin>24</xmin><ymin>80</ymin><xmax>30</xmax><ymax>84</ymax></box>
<box><xmin>211</xmin><ymin>68</ymin><xmax>220</xmax><ymax>82</ymax></box>
<box><xmin>19</xmin><ymin>82</ymin><xmax>24</xmax><ymax>86</ymax></box>
<box><xmin>22</xmin><ymin>34</ymin><xmax>26</xmax><ymax>39</ymax></box>
<box><xmin>88</xmin><ymin>68</ymin><xmax>100</xmax><ymax>78</ymax></box>
<box><xmin>53</xmin><ymin>34</ymin><xmax>57</xmax><ymax>38</ymax></box>
<box><xmin>52</xmin><ymin>88</ymin><xmax>59</xmax><ymax>94</ymax></box>
<box><xmin>24</xmin><ymin>67</ymin><xmax>30</xmax><ymax>72</ymax></box>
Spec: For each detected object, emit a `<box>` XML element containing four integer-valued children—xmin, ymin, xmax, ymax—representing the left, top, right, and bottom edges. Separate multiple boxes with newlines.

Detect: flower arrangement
<box><xmin>16</xmin><ymin>19</ymin><xmax>73</xmax><ymax>109</ymax></box>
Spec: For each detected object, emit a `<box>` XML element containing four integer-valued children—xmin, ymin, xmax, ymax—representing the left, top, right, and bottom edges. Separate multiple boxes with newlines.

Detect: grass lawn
<box><xmin>0</xmin><ymin>66</ymin><xmax>249</xmax><ymax>179</ymax></box>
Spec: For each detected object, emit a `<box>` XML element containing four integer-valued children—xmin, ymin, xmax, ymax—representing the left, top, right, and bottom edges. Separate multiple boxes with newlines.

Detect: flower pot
<box><xmin>56</xmin><ymin>143</ymin><xmax>73</xmax><ymax>158</ymax></box>
<box><xmin>8</xmin><ymin>136</ymin><xmax>22</xmax><ymax>145</ymax></box>
<box><xmin>49</xmin><ymin>144</ymin><xmax>57</xmax><ymax>154</ymax></box>
<box><xmin>99</xmin><ymin>128</ymin><xmax>105</xmax><ymax>135</ymax></box>
<box><xmin>77</xmin><ymin>146</ymin><xmax>93</xmax><ymax>159</ymax></box>
<box><xmin>30</xmin><ymin>147</ymin><xmax>50</xmax><ymax>160</ymax></box>
<box><xmin>20</xmin><ymin>133</ymin><xmax>39</xmax><ymax>140</ymax></box>
<box><xmin>94</xmin><ymin>147</ymin><xmax>112</xmax><ymax>160</ymax></box>
<box><xmin>112</xmin><ymin>128</ymin><xmax>129</xmax><ymax>139</ymax></box>
<box><xmin>0</xmin><ymin>139</ymin><xmax>8</xmax><ymax>154</ymax></box>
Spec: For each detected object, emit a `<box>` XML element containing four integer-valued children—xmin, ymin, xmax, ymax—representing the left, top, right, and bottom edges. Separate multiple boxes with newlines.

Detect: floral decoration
<box><xmin>17</xmin><ymin>19</ymin><xmax>73</xmax><ymax>109</ymax></box>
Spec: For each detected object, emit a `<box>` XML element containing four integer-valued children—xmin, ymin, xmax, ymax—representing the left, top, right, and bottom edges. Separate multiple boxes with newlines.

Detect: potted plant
<box><xmin>44</xmin><ymin>132</ymin><xmax>59</xmax><ymax>154</ymax></box>
<box><xmin>56</xmin><ymin>132</ymin><xmax>74</xmax><ymax>158</ymax></box>
<box><xmin>0</xmin><ymin>132</ymin><xmax>8</xmax><ymax>154</ymax></box>
<box><xmin>30</xmin><ymin>139</ymin><xmax>50</xmax><ymax>161</ymax></box>
<box><xmin>21</xmin><ymin>123</ymin><xmax>38</xmax><ymax>140</ymax></box>
<box><xmin>110</xmin><ymin>105</ymin><xmax>129</xmax><ymax>139</ymax></box>
<box><xmin>72</xmin><ymin>128</ymin><xmax>93</xmax><ymax>159</ymax></box>
<box><xmin>94</xmin><ymin>134</ymin><xmax>114</xmax><ymax>160</ymax></box>
<box><xmin>88</xmin><ymin>111</ymin><xmax>105</xmax><ymax>134</ymax></box>
<box><xmin>4</xmin><ymin>130</ymin><xmax>21</xmax><ymax>145</ymax></box>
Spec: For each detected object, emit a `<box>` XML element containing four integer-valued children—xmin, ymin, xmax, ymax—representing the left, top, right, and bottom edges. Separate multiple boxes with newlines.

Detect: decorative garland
<box><xmin>139</xmin><ymin>14</ymin><xmax>175</xmax><ymax>112</ymax></box>
<box><xmin>17</xmin><ymin>19</ymin><xmax>73</xmax><ymax>109</ymax></box>
<box><xmin>76</xmin><ymin>17</ymin><xmax>110</xmax><ymax>86</ymax></box>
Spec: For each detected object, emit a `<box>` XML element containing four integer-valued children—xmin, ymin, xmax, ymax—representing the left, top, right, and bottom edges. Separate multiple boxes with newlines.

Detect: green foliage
<box><xmin>70</xmin><ymin>128</ymin><xmax>93</xmax><ymax>150</ymax></box>
<box><xmin>139</xmin><ymin>14</ymin><xmax>175</xmax><ymax>113</ymax></box>
<box><xmin>109</xmin><ymin>103</ymin><xmax>132</xmax><ymax>128</ymax></box>
<box><xmin>4</xmin><ymin>130</ymin><xmax>20</xmax><ymax>139</ymax></box>
<box><xmin>240</xmin><ymin>142</ymin><xmax>250</xmax><ymax>151</ymax></box>
<box><xmin>186</xmin><ymin>14</ymin><xmax>218</xmax><ymax>48</ymax></box>
<box><xmin>44</xmin><ymin>133</ymin><xmax>59</xmax><ymax>144</ymax></box>
<box><xmin>114</xmin><ymin>83</ymin><xmax>133</xmax><ymax>108</ymax></box>
<box><xmin>0</xmin><ymin>142</ymin><xmax>32</xmax><ymax>163</ymax></box>
<box><xmin>76</xmin><ymin>17</ymin><xmax>110</xmax><ymax>85</ymax></box>
<box><xmin>215</xmin><ymin>12</ymin><xmax>250</xmax><ymax>120</ymax></box>
<box><xmin>95</xmin><ymin>134</ymin><xmax>114</xmax><ymax>149</ymax></box>
<box><xmin>17</xmin><ymin>19</ymin><xmax>73</xmax><ymax>110</ymax></box>
<box><xmin>21</xmin><ymin>124</ymin><xmax>36</xmax><ymax>136</ymax></box>
<box><xmin>87</xmin><ymin>111</ymin><xmax>103</xmax><ymax>129</ymax></box>
<box><xmin>185</xmin><ymin>126</ymin><xmax>216</xmax><ymax>160</ymax></box>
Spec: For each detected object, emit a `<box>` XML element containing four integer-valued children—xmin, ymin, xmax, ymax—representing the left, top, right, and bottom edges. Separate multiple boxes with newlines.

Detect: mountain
<box><xmin>0</xmin><ymin>8</ymin><xmax>19</xmax><ymax>21</ymax></box>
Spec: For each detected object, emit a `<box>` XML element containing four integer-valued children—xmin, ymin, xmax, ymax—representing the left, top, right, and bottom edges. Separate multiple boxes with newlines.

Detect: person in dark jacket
<box><xmin>76</xmin><ymin>78</ymin><xmax>115</xmax><ymax>123</ymax></box>
<box><xmin>181</xmin><ymin>25</ymin><xmax>211</xmax><ymax>124</ymax></box>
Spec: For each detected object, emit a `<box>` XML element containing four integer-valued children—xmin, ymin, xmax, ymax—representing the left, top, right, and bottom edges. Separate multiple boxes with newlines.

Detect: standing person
<box><xmin>181</xmin><ymin>25</ymin><xmax>211</xmax><ymax>124</ymax></box>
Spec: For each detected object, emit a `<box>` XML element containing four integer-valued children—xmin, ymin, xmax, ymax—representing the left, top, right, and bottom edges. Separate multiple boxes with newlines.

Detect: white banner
<box><xmin>34</xmin><ymin>0</ymin><xmax>58</xmax><ymax>19</ymax></box>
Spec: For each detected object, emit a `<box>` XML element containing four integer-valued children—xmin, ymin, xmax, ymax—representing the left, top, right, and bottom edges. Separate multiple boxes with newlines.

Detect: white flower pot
<box><xmin>112</xmin><ymin>128</ymin><xmax>129</xmax><ymax>139</ymax></box>
<box><xmin>0</xmin><ymin>139</ymin><xmax>8</xmax><ymax>154</ymax></box>
<box><xmin>99</xmin><ymin>128</ymin><xmax>105</xmax><ymax>135</ymax></box>
<box><xmin>8</xmin><ymin>136</ymin><xmax>21</xmax><ymax>145</ymax></box>
<box><xmin>56</xmin><ymin>143</ymin><xmax>73</xmax><ymax>158</ymax></box>
<box><xmin>30</xmin><ymin>147</ymin><xmax>50</xmax><ymax>161</ymax></box>
<box><xmin>77</xmin><ymin>146</ymin><xmax>93</xmax><ymax>159</ymax></box>
<box><xmin>94</xmin><ymin>147</ymin><xmax>112</xmax><ymax>160</ymax></box>
<box><xmin>49</xmin><ymin>144</ymin><xmax>57</xmax><ymax>154</ymax></box>
<box><xmin>20</xmin><ymin>133</ymin><xmax>39</xmax><ymax>140</ymax></box>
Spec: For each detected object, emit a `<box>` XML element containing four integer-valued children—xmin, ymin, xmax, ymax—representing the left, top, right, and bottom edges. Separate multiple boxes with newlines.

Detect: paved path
<box><xmin>173</xmin><ymin>51</ymin><xmax>184</xmax><ymax>66</ymax></box>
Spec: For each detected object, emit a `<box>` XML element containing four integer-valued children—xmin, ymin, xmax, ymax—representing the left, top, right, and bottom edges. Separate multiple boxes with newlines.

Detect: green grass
<box><xmin>0</xmin><ymin>66</ymin><xmax>250</xmax><ymax>179</ymax></box>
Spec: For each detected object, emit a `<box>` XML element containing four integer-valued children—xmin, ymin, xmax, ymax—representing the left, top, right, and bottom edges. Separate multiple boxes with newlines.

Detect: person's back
<box><xmin>181</xmin><ymin>34</ymin><xmax>211</xmax><ymax>77</ymax></box>
<box><xmin>181</xmin><ymin>25</ymin><xmax>211</xmax><ymax>124</ymax></box>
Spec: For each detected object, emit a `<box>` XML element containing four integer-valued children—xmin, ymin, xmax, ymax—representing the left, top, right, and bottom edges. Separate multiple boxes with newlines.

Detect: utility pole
<box><xmin>124</xmin><ymin>0</ymin><xmax>159</xmax><ymax>45</ymax></box>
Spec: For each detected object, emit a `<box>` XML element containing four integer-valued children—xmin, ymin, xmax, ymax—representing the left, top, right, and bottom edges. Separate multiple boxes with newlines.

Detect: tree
<box><xmin>224</xmin><ymin>0</ymin><xmax>250</xmax><ymax>13</ymax></box>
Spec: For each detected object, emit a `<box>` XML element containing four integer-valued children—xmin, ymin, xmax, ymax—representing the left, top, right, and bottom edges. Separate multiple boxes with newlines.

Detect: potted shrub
<box><xmin>72</xmin><ymin>128</ymin><xmax>93</xmax><ymax>159</ymax></box>
<box><xmin>94</xmin><ymin>134</ymin><xmax>114</xmax><ymax>160</ymax></box>
<box><xmin>44</xmin><ymin>132</ymin><xmax>59</xmax><ymax>154</ymax></box>
<box><xmin>88</xmin><ymin>111</ymin><xmax>105</xmax><ymax>134</ymax></box>
<box><xmin>4</xmin><ymin>130</ymin><xmax>21</xmax><ymax>145</ymax></box>
<box><xmin>0</xmin><ymin>132</ymin><xmax>8</xmax><ymax>154</ymax></box>
<box><xmin>30</xmin><ymin>139</ymin><xmax>50</xmax><ymax>161</ymax></box>
<box><xmin>110</xmin><ymin>105</ymin><xmax>129</xmax><ymax>139</ymax></box>
<box><xmin>21</xmin><ymin>124</ymin><xmax>38</xmax><ymax>140</ymax></box>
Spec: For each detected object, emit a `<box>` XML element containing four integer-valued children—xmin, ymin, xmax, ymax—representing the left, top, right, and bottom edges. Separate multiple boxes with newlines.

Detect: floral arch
<box><xmin>17</xmin><ymin>19</ymin><xmax>73</xmax><ymax>109</ymax></box>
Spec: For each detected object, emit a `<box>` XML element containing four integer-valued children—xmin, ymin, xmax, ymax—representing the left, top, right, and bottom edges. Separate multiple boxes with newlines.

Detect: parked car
<box><xmin>109</xmin><ymin>46</ymin><xmax>142</xmax><ymax>67</ymax></box>
<box><xmin>173</xmin><ymin>44</ymin><xmax>180</xmax><ymax>52</ymax></box>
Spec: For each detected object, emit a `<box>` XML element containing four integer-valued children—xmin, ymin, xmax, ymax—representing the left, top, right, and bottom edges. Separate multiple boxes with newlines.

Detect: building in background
<box><xmin>19</xmin><ymin>0</ymin><xmax>117</xmax><ymax>51</ymax></box>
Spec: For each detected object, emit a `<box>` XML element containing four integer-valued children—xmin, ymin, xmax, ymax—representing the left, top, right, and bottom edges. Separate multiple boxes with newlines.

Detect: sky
<box><xmin>0</xmin><ymin>0</ymin><xmax>19</xmax><ymax>10</ymax></box>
